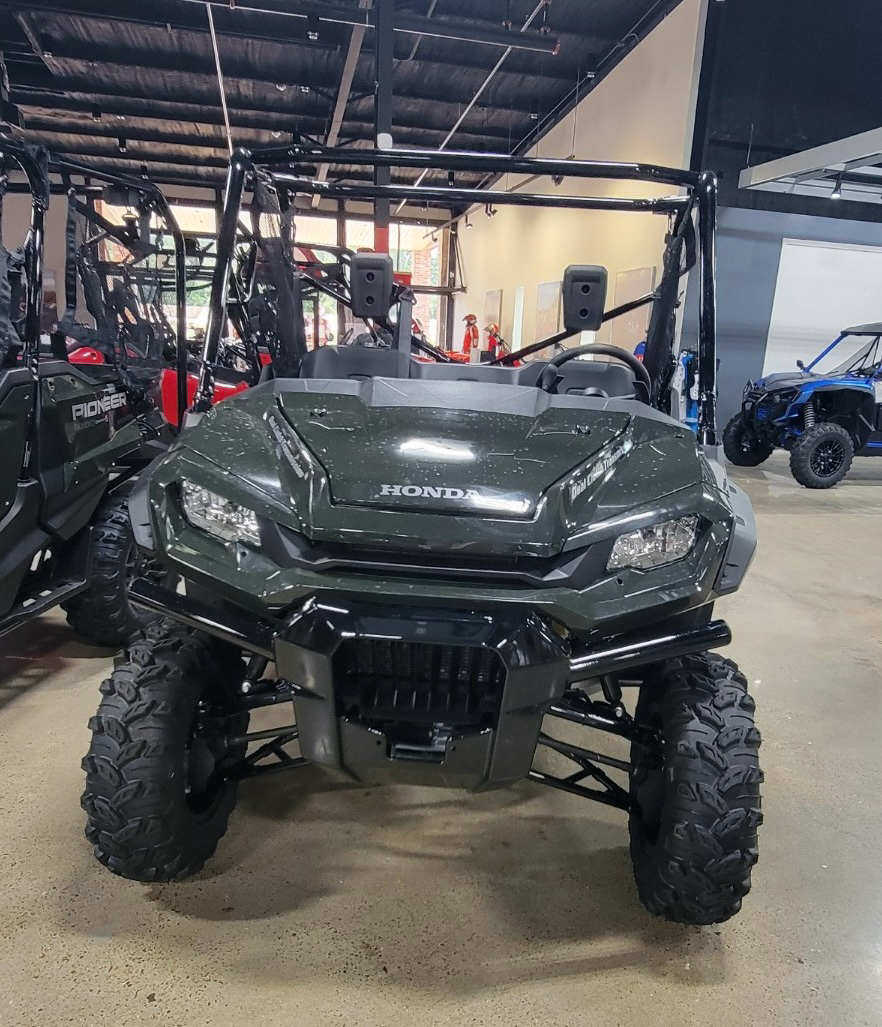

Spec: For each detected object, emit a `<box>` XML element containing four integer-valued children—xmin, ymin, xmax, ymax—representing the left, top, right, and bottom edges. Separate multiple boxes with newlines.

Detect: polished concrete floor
<box><xmin>1</xmin><ymin>451</ymin><xmax>881</xmax><ymax>1027</ymax></box>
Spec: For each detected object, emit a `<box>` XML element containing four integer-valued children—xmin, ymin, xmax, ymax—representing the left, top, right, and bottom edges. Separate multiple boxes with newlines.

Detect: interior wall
<box><xmin>693</xmin><ymin>0</ymin><xmax>882</xmax><ymax>221</ymax></box>
<box><xmin>2</xmin><ymin>193</ymin><xmax>68</xmax><ymax>326</ymax></box>
<box><xmin>679</xmin><ymin>205</ymin><xmax>882</xmax><ymax>429</ymax></box>
<box><xmin>453</xmin><ymin>0</ymin><xmax>707</xmax><ymax>352</ymax></box>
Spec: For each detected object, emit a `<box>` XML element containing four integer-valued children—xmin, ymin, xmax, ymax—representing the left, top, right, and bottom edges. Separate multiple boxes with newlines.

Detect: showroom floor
<box><xmin>1</xmin><ymin>451</ymin><xmax>880</xmax><ymax>1027</ymax></box>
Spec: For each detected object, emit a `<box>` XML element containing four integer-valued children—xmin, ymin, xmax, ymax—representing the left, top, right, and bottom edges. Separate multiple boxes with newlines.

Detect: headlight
<box><xmin>607</xmin><ymin>515</ymin><xmax>699</xmax><ymax>571</ymax></box>
<box><xmin>770</xmin><ymin>388</ymin><xmax>797</xmax><ymax>403</ymax></box>
<box><xmin>180</xmin><ymin>481</ymin><xmax>260</xmax><ymax>545</ymax></box>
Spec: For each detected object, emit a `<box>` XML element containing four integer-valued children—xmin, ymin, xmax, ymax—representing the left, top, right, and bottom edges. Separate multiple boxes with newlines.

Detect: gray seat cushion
<box><xmin>299</xmin><ymin>346</ymin><xmax>411</xmax><ymax>380</ymax></box>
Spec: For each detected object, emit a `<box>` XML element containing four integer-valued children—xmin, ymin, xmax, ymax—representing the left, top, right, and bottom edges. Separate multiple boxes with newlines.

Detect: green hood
<box><xmin>170</xmin><ymin>378</ymin><xmax>706</xmax><ymax>557</ymax></box>
<box><xmin>278</xmin><ymin>384</ymin><xmax>631</xmax><ymax>518</ymax></box>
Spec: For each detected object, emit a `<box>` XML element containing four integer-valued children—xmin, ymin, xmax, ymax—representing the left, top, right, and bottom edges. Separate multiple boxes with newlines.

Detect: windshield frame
<box><xmin>193</xmin><ymin>145</ymin><xmax>720</xmax><ymax>444</ymax></box>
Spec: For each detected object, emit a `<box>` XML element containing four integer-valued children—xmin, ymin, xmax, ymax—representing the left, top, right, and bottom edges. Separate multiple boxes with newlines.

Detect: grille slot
<box><xmin>334</xmin><ymin>639</ymin><xmax>506</xmax><ymax>729</ymax></box>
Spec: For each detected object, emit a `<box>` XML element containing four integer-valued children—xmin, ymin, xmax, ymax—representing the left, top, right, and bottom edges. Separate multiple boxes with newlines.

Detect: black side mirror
<box><xmin>561</xmin><ymin>265</ymin><xmax>608</xmax><ymax>334</ymax></box>
<box><xmin>349</xmin><ymin>253</ymin><xmax>394</xmax><ymax>319</ymax></box>
<box><xmin>796</xmin><ymin>359</ymin><xmax>805</xmax><ymax>370</ymax></box>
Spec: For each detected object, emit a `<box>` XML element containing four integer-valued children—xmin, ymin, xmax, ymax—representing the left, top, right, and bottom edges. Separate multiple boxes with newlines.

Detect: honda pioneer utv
<box><xmin>724</xmin><ymin>323</ymin><xmax>882</xmax><ymax>487</ymax></box>
<box><xmin>0</xmin><ymin>142</ymin><xmax>188</xmax><ymax>645</ymax></box>
<box><xmin>84</xmin><ymin>146</ymin><xmax>762</xmax><ymax>925</ymax></box>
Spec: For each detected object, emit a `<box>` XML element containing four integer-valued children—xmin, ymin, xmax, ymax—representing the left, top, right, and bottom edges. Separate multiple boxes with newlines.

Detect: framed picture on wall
<box><xmin>535</xmin><ymin>281</ymin><xmax>561</xmax><ymax>339</ymax></box>
<box><xmin>484</xmin><ymin>288</ymin><xmax>503</xmax><ymax>330</ymax></box>
<box><xmin>41</xmin><ymin>270</ymin><xmax>58</xmax><ymax>333</ymax></box>
<box><xmin>611</xmin><ymin>266</ymin><xmax>656</xmax><ymax>351</ymax></box>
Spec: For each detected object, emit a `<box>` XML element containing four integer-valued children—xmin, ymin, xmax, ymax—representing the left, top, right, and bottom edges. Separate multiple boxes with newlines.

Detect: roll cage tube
<box><xmin>0</xmin><ymin>140</ymin><xmax>49</xmax><ymax>478</ymax></box>
<box><xmin>54</xmin><ymin>157</ymin><xmax>189</xmax><ymax>427</ymax></box>
<box><xmin>193</xmin><ymin>145</ymin><xmax>719</xmax><ymax>444</ymax></box>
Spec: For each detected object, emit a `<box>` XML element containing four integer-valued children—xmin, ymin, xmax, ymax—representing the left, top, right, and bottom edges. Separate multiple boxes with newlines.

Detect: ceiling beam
<box><xmin>15</xmin><ymin>95</ymin><xmax>517</xmax><ymax>145</ymax></box>
<box><xmin>5</xmin><ymin>0</ymin><xmax>560</xmax><ymax>54</ymax></box>
<box><xmin>313</xmin><ymin>24</ymin><xmax>365</xmax><ymax>206</ymax></box>
<box><xmin>3</xmin><ymin>40</ymin><xmax>577</xmax><ymax>92</ymax></box>
<box><xmin>23</xmin><ymin>115</ymin><xmax>512</xmax><ymax>153</ymax></box>
<box><xmin>7</xmin><ymin>61</ymin><xmax>541</xmax><ymax>123</ymax></box>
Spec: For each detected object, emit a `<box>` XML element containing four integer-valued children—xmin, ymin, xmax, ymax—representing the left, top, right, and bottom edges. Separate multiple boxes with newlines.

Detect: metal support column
<box><xmin>373</xmin><ymin>0</ymin><xmax>394</xmax><ymax>253</ymax></box>
<box><xmin>696</xmin><ymin>169</ymin><xmax>718</xmax><ymax>446</ymax></box>
<box><xmin>336</xmin><ymin>199</ymin><xmax>347</xmax><ymax>341</ymax></box>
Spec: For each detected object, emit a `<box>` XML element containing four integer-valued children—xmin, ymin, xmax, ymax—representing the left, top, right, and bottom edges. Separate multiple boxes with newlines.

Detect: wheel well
<box><xmin>812</xmin><ymin>388</ymin><xmax>876</xmax><ymax>447</ymax></box>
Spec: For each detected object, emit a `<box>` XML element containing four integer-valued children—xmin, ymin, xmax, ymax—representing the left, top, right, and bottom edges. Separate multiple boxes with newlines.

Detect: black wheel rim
<box><xmin>631</xmin><ymin>715</ymin><xmax>665</xmax><ymax>846</ymax></box>
<box><xmin>184</xmin><ymin>705</ymin><xmax>229</xmax><ymax>815</ymax></box>
<box><xmin>124</xmin><ymin>541</ymin><xmax>168</xmax><ymax>621</ymax></box>
<box><xmin>810</xmin><ymin>438</ymin><xmax>845</xmax><ymax>477</ymax></box>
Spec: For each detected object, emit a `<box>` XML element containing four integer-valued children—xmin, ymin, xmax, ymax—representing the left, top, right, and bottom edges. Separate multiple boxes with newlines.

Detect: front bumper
<box><xmin>130</xmin><ymin>579</ymin><xmax>733</xmax><ymax>791</ymax></box>
<box><xmin>275</xmin><ymin>600</ymin><xmax>569</xmax><ymax>789</ymax></box>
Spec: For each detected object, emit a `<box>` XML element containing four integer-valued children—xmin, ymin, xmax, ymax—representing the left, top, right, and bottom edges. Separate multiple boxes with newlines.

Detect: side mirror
<box><xmin>349</xmin><ymin>253</ymin><xmax>394</xmax><ymax>319</ymax></box>
<box><xmin>796</xmin><ymin>359</ymin><xmax>805</xmax><ymax>370</ymax></box>
<box><xmin>561</xmin><ymin>265</ymin><xmax>608</xmax><ymax>334</ymax></box>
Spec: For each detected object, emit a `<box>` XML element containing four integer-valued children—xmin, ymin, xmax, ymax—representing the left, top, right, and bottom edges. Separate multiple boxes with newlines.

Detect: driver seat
<box><xmin>299</xmin><ymin>346</ymin><xmax>411</xmax><ymax>380</ymax></box>
<box><xmin>517</xmin><ymin>359</ymin><xmax>637</xmax><ymax>397</ymax></box>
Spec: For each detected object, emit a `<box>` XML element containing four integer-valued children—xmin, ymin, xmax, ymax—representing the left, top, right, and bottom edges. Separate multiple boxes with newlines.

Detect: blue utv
<box><xmin>723</xmin><ymin>323</ymin><xmax>882</xmax><ymax>488</ymax></box>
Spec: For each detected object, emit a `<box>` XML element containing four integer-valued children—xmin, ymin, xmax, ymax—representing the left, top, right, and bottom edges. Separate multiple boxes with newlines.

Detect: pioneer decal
<box><xmin>267</xmin><ymin>414</ymin><xmax>309</xmax><ymax>480</ymax></box>
<box><xmin>568</xmin><ymin>438</ymin><xmax>633</xmax><ymax>503</ymax></box>
<box><xmin>71</xmin><ymin>389</ymin><xmax>127</xmax><ymax>421</ymax></box>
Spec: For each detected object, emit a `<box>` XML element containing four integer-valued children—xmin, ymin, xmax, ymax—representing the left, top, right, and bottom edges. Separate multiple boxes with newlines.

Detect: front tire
<box><xmin>82</xmin><ymin>622</ymin><xmax>248</xmax><ymax>881</ymax></box>
<box><xmin>629</xmin><ymin>653</ymin><xmax>762</xmax><ymax>925</ymax></box>
<box><xmin>789</xmin><ymin>423</ymin><xmax>854</xmax><ymax>488</ymax></box>
<box><xmin>722</xmin><ymin>413</ymin><xmax>774</xmax><ymax>467</ymax></box>
<box><xmin>62</xmin><ymin>488</ymin><xmax>169</xmax><ymax>647</ymax></box>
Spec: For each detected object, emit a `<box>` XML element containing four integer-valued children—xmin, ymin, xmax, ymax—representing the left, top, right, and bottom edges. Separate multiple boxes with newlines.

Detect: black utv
<box><xmin>0</xmin><ymin>141</ymin><xmax>187</xmax><ymax>644</ymax></box>
<box><xmin>84</xmin><ymin>145</ymin><xmax>762</xmax><ymax>925</ymax></box>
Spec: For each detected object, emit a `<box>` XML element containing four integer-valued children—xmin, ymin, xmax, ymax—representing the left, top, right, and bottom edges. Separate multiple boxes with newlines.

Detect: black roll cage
<box><xmin>52</xmin><ymin>156</ymin><xmax>189</xmax><ymax>427</ymax></box>
<box><xmin>195</xmin><ymin>144</ymin><xmax>719</xmax><ymax>445</ymax></box>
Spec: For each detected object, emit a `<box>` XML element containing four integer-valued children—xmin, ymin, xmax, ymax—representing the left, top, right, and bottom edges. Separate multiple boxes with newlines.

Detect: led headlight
<box><xmin>180</xmin><ymin>481</ymin><xmax>260</xmax><ymax>545</ymax></box>
<box><xmin>607</xmin><ymin>515</ymin><xmax>699</xmax><ymax>572</ymax></box>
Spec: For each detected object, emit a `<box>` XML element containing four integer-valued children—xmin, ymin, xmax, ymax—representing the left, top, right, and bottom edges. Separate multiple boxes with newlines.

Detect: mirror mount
<box><xmin>349</xmin><ymin>252</ymin><xmax>394</xmax><ymax>320</ymax></box>
<box><xmin>561</xmin><ymin>265</ymin><xmax>608</xmax><ymax>334</ymax></box>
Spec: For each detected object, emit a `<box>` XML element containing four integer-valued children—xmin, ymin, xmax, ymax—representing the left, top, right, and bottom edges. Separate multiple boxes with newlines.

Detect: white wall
<box><xmin>2</xmin><ymin>192</ymin><xmax>68</xmax><ymax>300</ymax></box>
<box><xmin>454</xmin><ymin>0</ymin><xmax>707</xmax><ymax>349</ymax></box>
<box><xmin>763</xmin><ymin>239</ymin><xmax>882</xmax><ymax>375</ymax></box>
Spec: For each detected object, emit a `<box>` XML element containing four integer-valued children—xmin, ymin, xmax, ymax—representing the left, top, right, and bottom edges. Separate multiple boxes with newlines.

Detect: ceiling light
<box><xmin>306</xmin><ymin>13</ymin><xmax>320</xmax><ymax>41</ymax></box>
<box><xmin>831</xmin><ymin>171</ymin><xmax>844</xmax><ymax>200</ymax></box>
<box><xmin>299</xmin><ymin>84</ymin><xmax>310</xmax><ymax>94</ymax></box>
<box><xmin>276</xmin><ymin>82</ymin><xmax>288</xmax><ymax>92</ymax></box>
<box><xmin>485</xmin><ymin>203</ymin><xmax>497</xmax><ymax>217</ymax></box>
<box><xmin>271</xmin><ymin>130</ymin><xmax>282</xmax><ymax>139</ymax></box>
<box><xmin>117</xmin><ymin>136</ymin><xmax>127</xmax><ymax>153</ymax></box>
<box><xmin>465</xmin><ymin>215</ymin><xmax>472</xmax><ymax>229</ymax></box>
<box><xmin>91</xmin><ymin>106</ymin><xmax>101</xmax><ymax>121</ymax></box>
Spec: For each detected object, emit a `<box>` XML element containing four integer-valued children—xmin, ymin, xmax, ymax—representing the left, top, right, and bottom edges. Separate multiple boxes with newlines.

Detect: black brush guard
<box><xmin>130</xmin><ymin>578</ymin><xmax>731</xmax><ymax>802</ymax></box>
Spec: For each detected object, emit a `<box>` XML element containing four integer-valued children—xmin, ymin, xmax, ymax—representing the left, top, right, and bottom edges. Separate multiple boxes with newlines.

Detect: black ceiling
<box><xmin>0</xmin><ymin>0</ymin><xmax>681</xmax><ymax>190</ymax></box>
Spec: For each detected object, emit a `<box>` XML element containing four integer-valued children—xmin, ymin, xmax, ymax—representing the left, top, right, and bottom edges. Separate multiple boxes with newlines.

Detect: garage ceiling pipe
<box><xmin>175</xmin><ymin>0</ymin><xmax>560</xmax><ymax>54</ymax></box>
<box><xmin>395</xmin><ymin>0</ymin><xmax>547</xmax><ymax>213</ymax></box>
<box><xmin>312</xmin><ymin>23</ymin><xmax>366</xmax><ymax>207</ymax></box>
<box><xmin>205</xmin><ymin>3</ymin><xmax>233</xmax><ymax>155</ymax></box>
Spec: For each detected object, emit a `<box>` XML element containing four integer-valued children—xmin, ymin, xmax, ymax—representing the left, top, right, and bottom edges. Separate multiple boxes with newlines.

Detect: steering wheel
<box><xmin>538</xmin><ymin>343</ymin><xmax>652</xmax><ymax>400</ymax></box>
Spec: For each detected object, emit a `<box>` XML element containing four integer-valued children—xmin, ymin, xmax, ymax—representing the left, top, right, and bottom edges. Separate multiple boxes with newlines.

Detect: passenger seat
<box><xmin>299</xmin><ymin>346</ymin><xmax>411</xmax><ymax>380</ymax></box>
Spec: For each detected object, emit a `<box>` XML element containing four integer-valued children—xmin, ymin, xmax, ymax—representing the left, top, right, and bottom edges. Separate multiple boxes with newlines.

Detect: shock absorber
<box><xmin>803</xmin><ymin>397</ymin><xmax>816</xmax><ymax>429</ymax></box>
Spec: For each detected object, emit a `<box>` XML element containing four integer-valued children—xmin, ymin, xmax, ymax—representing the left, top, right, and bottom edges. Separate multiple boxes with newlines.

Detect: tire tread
<box><xmin>630</xmin><ymin>653</ymin><xmax>763</xmax><ymax>925</ymax></box>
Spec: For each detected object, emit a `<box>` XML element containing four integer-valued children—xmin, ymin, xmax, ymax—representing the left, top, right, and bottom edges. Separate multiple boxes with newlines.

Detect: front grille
<box><xmin>334</xmin><ymin>639</ymin><xmax>506</xmax><ymax>729</ymax></box>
